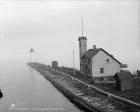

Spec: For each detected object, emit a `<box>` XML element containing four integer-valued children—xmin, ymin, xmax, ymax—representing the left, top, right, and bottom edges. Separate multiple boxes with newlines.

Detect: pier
<box><xmin>28</xmin><ymin>62</ymin><xmax>140</xmax><ymax>112</ymax></box>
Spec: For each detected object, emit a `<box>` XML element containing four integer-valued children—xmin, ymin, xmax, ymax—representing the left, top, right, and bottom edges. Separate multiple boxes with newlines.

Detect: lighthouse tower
<box><xmin>78</xmin><ymin>36</ymin><xmax>87</xmax><ymax>74</ymax></box>
<box><xmin>78</xmin><ymin>36</ymin><xmax>87</xmax><ymax>58</ymax></box>
<box><xmin>78</xmin><ymin>15</ymin><xmax>87</xmax><ymax>74</ymax></box>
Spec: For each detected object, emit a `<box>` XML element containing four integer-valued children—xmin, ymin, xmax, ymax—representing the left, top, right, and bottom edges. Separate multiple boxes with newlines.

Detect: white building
<box><xmin>78</xmin><ymin>36</ymin><xmax>127</xmax><ymax>78</ymax></box>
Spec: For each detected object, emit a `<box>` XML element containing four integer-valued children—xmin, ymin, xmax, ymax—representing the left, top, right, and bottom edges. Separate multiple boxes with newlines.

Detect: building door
<box><xmin>116</xmin><ymin>78</ymin><xmax>121</xmax><ymax>90</ymax></box>
<box><xmin>85</xmin><ymin>65</ymin><xmax>88</xmax><ymax>75</ymax></box>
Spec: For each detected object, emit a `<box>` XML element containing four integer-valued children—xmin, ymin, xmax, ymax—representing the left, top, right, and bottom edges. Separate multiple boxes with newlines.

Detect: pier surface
<box><xmin>28</xmin><ymin>62</ymin><xmax>140</xmax><ymax>112</ymax></box>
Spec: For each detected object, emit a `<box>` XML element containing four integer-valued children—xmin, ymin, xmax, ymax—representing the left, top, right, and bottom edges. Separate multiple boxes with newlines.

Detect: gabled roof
<box><xmin>82</xmin><ymin>48</ymin><xmax>122</xmax><ymax>64</ymax></box>
<box><xmin>114</xmin><ymin>72</ymin><xmax>133</xmax><ymax>80</ymax></box>
<box><xmin>100</xmin><ymin>48</ymin><xmax>122</xmax><ymax>64</ymax></box>
<box><xmin>82</xmin><ymin>48</ymin><xmax>100</xmax><ymax>59</ymax></box>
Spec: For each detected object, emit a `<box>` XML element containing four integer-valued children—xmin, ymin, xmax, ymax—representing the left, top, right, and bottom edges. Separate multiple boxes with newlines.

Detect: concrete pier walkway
<box><xmin>28</xmin><ymin>62</ymin><xmax>140</xmax><ymax>112</ymax></box>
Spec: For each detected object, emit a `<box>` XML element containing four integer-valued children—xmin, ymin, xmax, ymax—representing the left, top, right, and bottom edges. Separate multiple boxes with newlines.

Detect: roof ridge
<box><xmin>83</xmin><ymin>48</ymin><xmax>122</xmax><ymax>65</ymax></box>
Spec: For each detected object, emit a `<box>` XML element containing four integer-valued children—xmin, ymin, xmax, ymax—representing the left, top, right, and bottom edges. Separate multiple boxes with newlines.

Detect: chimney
<box><xmin>93</xmin><ymin>45</ymin><xmax>96</xmax><ymax>49</ymax></box>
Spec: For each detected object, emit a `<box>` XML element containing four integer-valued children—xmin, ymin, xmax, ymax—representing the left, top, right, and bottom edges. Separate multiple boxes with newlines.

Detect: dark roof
<box><xmin>78</xmin><ymin>36</ymin><xmax>87</xmax><ymax>41</ymax></box>
<box><xmin>82</xmin><ymin>48</ymin><xmax>100</xmax><ymax>59</ymax></box>
<box><xmin>114</xmin><ymin>72</ymin><xmax>133</xmax><ymax>80</ymax></box>
<box><xmin>82</xmin><ymin>48</ymin><xmax>122</xmax><ymax>64</ymax></box>
<box><xmin>52</xmin><ymin>61</ymin><xmax>58</xmax><ymax>63</ymax></box>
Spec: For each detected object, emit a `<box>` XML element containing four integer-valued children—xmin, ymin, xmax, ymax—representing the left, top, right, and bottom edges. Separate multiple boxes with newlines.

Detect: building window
<box><xmin>100</xmin><ymin>68</ymin><xmax>104</xmax><ymax>73</ymax></box>
<box><xmin>106</xmin><ymin>59</ymin><xmax>110</xmax><ymax>63</ymax></box>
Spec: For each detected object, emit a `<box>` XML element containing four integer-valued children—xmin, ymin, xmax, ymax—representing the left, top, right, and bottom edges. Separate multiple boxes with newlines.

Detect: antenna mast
<box><xmin>81</xmin><ymin>15</ymin><xmax>84</xmax><ymax>36</ymax></box>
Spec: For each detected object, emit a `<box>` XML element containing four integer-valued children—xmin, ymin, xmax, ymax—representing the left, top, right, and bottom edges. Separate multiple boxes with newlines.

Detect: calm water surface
<box><xmin>0</xmin><ymin>62</ymin><xmax>81</xmax><ymax>112</ymax></box>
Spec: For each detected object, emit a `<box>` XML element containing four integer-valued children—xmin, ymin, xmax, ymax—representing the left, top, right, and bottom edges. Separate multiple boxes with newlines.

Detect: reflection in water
<box><xmin>0</xmin><ymin>62</ymin><xmax>81</xmax><ymax>112</ymax></box>
<box><xmin>29</xmin><ymin>67</ymin><xmax>35</xmax><ymax>84</ymax></box>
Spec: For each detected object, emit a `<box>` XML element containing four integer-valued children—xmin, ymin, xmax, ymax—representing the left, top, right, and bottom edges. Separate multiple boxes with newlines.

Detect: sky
<box><xmin>0</xmin><ymin>0</ymin><xmax>140</xmax><ymax>72</ymax></box>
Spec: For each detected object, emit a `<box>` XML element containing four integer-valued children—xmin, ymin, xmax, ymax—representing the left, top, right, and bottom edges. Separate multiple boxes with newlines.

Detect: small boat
<box><xmin>0</xmin><ymin>89</ymin><xmax>3</xmax><ymax>97</ymax></box>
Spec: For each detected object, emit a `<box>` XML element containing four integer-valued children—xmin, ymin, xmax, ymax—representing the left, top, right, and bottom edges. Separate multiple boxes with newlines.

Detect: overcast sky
<box><xmin>0</xmin><ymin>0</ymin><xmax>140</xmax><ymax>72</ymax></box>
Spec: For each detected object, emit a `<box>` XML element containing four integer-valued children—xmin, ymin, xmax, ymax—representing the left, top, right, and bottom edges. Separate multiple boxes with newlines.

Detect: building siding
<box><xmin>121</xmin><ymin>80</ymin><xmax>132</xmax><ymax>91</ymax></box>
<box><xmin>92</xmin><ymin>50</ymin><xmax>120</xmax><ymax>77</ymax></box>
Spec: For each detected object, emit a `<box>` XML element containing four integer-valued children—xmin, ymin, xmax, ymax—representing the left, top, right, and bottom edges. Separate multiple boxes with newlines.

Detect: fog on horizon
<box><xmin>0</xmin><ymin>0</ymin><xmax>140</xmax><ymax>72</ymax></box>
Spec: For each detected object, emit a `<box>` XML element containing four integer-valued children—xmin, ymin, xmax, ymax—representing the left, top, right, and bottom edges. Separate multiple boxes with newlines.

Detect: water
<box><xmin>0</xmin><ymin>62</ymin><xmax>81</xmax><ymax>112</ymax></box>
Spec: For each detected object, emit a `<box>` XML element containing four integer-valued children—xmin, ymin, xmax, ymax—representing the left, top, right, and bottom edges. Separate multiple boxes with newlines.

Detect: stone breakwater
<box><xmin>28</xmin><ymin>62</ymin><xmax>139</xmax><ymax>112</ymax></box>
